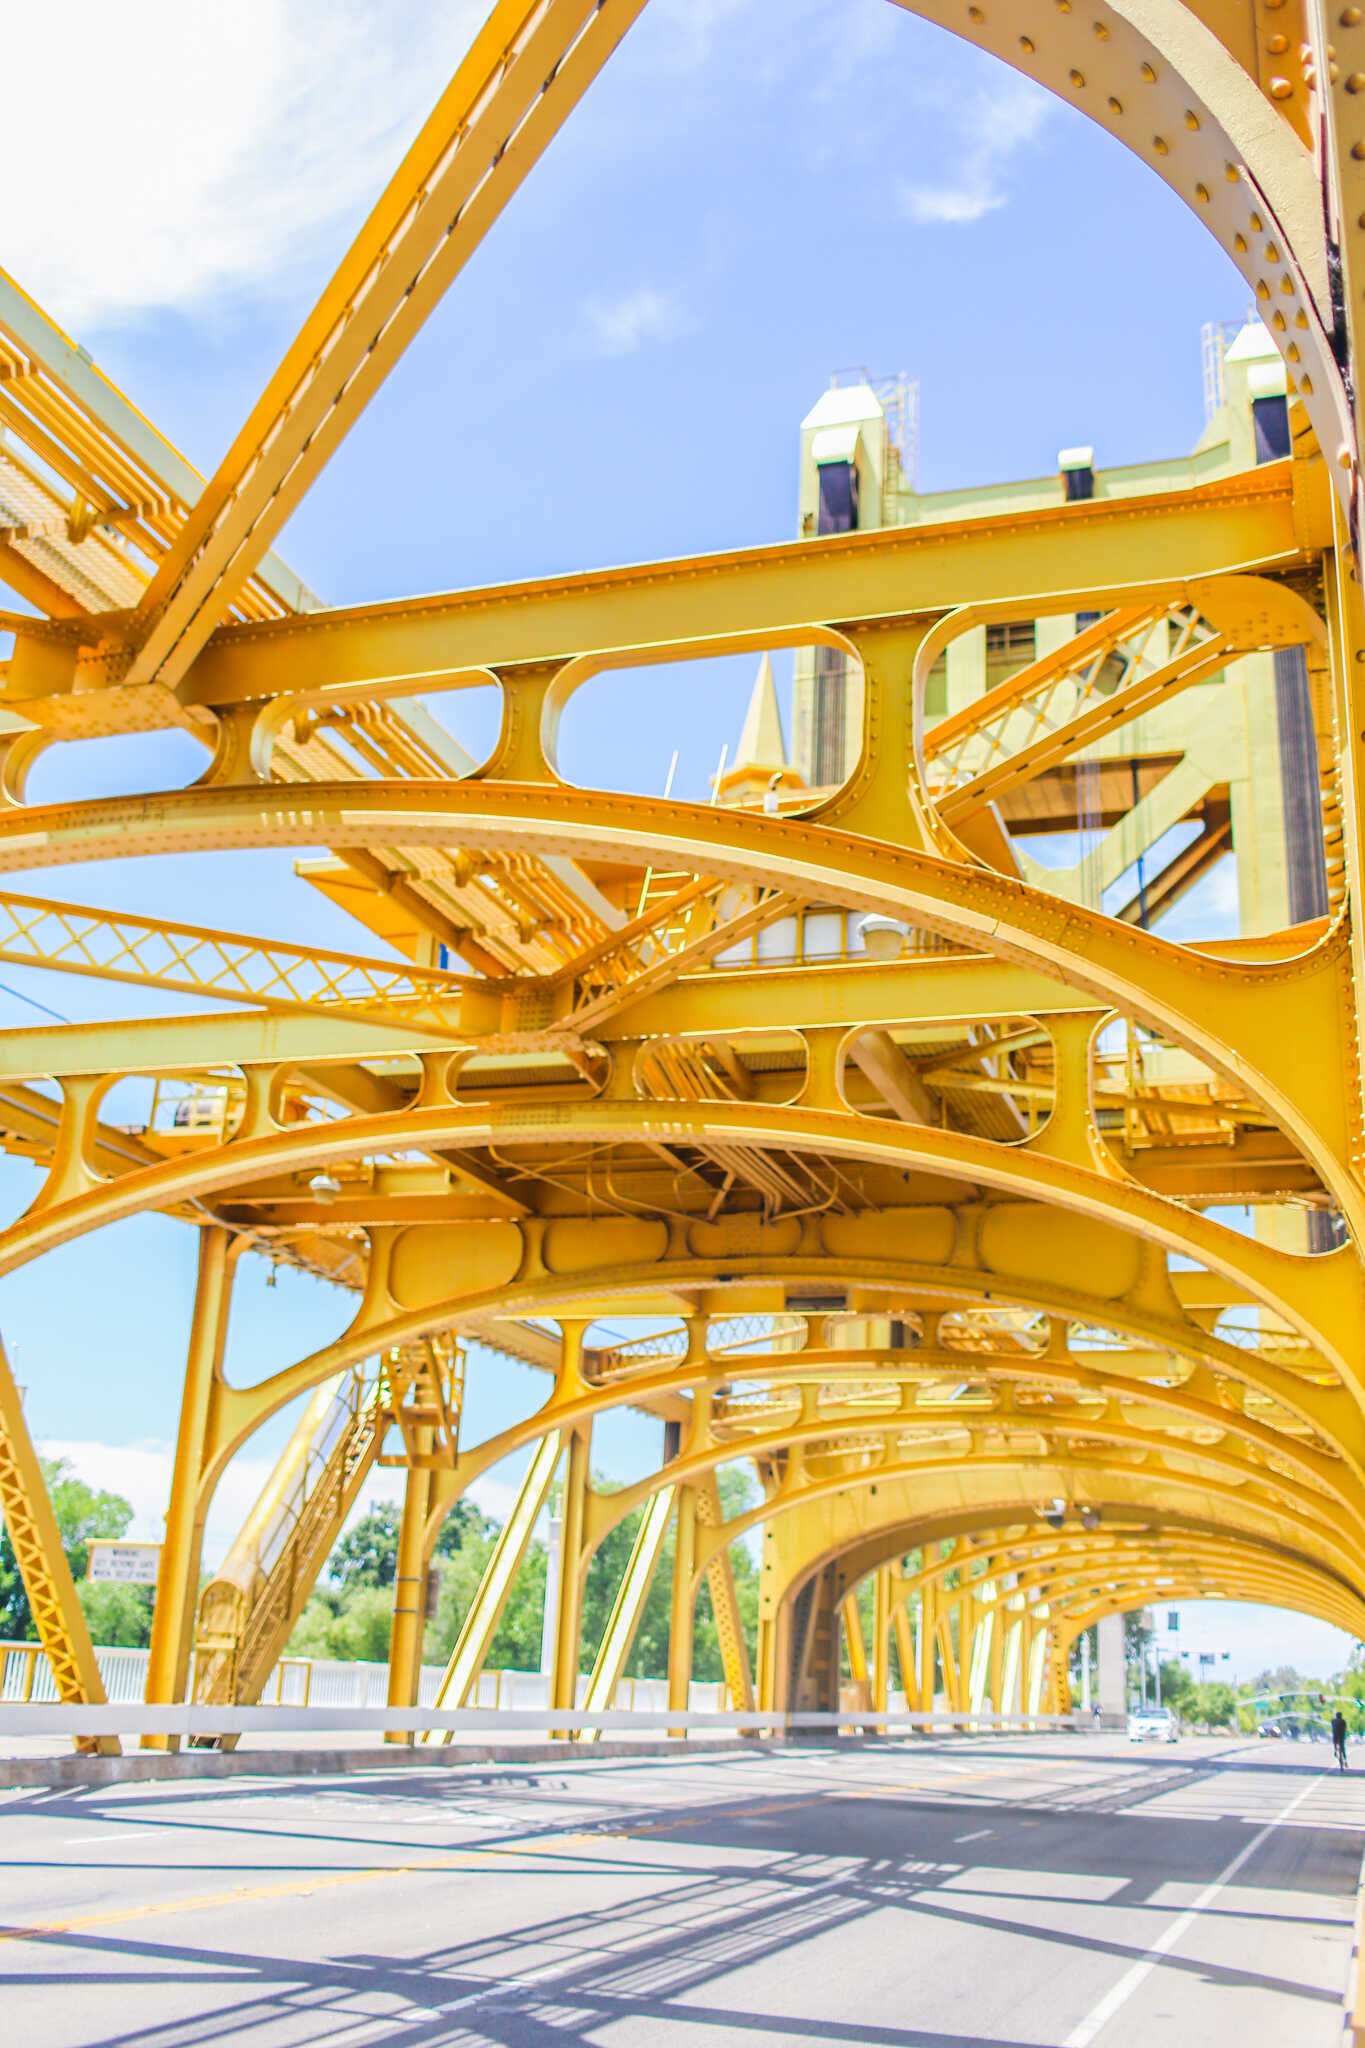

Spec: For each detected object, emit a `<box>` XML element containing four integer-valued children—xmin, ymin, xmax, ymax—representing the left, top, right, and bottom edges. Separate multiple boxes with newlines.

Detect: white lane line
<box><xmin>62</xmin><ymin>1830</ymin><xmax>179</xmax><ymax>1846</ymax></box>
<box><xmin>1062</xmin><ymin>1774</ymin><xmax>1321</xmax><ymax>2048</ymax></box>
<box><xmin>954</xmin><ymin>1829</ymin><xmax>993</xmax><ymax>1843</ymax></box>
<box><xmin>358</xmin><ymin>1976</ymin><xmax>555</xmax><ymax>2034</ymax></box>
<box><xmin>435</xmin><ymin>1978</ymin><xmax>544</xmax><ymax>2014</ymax></box>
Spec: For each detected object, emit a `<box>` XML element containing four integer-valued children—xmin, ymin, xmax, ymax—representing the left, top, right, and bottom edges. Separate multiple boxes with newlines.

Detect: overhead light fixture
<box><xmin>308</xmin><ymin>1171</ymin><xmax>342</xmax><ymax>1204</ymax></box>
<box><xmin>858</xmin><ymin>915</ymin><xmax>913</xmax><ymax>962</ymax></box>
<box><xmin>1079</xmin><ymin>1505</ymin><xmax>1101</xmax><ymax>1531</ymax></box>
<box><xmin>1042</xmin><ymin>1497</ymin><xmax>1067</xmax><ymax>1531</ymax></box>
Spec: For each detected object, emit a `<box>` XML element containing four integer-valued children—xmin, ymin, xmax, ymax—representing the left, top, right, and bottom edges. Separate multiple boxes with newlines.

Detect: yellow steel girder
<box><xmin>8</xmin><ymin>0</ymin><xmax>1365</xmax><ymax>1730</ymax></box>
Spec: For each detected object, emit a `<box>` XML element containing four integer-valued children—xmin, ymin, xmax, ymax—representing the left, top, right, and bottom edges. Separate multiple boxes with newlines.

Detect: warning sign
<box><xmin>86</xmin><ymin>1541</ymin><xmax>161</xmax><ymax>1585</ymax></box>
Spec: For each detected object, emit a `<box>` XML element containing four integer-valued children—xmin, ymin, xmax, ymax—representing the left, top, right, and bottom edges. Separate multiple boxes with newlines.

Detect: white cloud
<box><xmin>40</xmin><ymin>1436</ymin><xmax>275</xmax><ymax>1564</ymax></box>
<box><xmin>586</xmin><ymin>285</ymin><xmax>683</xmax><ymax>357</ymax></box>
<box><xmin>0</xmin><ymin>1</ymin><xmax>482</xmax><ymax>332</ymax></box>
<box><xmin>637</xmin><ymin>0</ymin><xmax>751</xmax><ymax>75</ymax></box>
<box><xmin>899</xmin><ymin>77</ymin><xmax>1052</xmax><ymax>227</ymax></box>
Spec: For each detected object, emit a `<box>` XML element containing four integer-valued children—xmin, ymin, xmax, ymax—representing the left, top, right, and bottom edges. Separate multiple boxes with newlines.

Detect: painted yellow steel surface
<box><xmin>3</xmin><ymin>0</ymin><xmax>1365</xmax><ymax>1739</ymax></box>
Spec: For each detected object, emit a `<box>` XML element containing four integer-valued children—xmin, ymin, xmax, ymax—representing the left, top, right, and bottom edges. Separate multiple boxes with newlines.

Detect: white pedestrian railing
<box><xmin>0</xmin><ymin>1641</ymin><xmax>1073</xmax><ymax>1740</ymax></box>
<box><xmin>0</xmin><ymin>1641</ymin><xmax>149</xmax><ymax>1705</ymax></box>
<box><xmin>0</xmin><ymin>1641</ymin><xmax>732</xmax><ymax>1715</ymax></box>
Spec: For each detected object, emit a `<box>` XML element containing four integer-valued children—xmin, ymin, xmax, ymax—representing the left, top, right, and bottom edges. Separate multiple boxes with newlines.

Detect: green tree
<box><xmin>1251</xmin><ymin>1664</ymin><xmax>1311</xmax><ymax>1698</ymax></box>
<box><xmin>330</xmin><ymin>1503</ymin><xmax>402</xmax><ymax>1591</ymax></box>
<box><xmin>1191</xmin><ymin>1680</ymin><xmax>1237</xmax><ymax>1729</ymax></box>
<box><xmin>1334</xmin><ymin>1662</ymin><xmax>1365</xmax><ymax>1733</ymax></box>
<box><xmin>329</xmin><ymin>1497</ymin><xmax>497</xmax><ymax>1594</ymax></box>
<box><xmin>1158</xmin><ymin>1658</ymin><xmax>1195</xmax><ymax>1718</ymax></box>
<box><xmin>421</xmin><ymin>1529</ymin><xmax>548</xmax><ymax>1672</ymax></box>
<box><xmin>0</xmin><ymin>1458</ymin><xmax>134</xmax><ymax>1641</ymax></box>
<box><xmin>287</xmin><ymin>1584</ymin><xmax>395</xmax><ymax>1662</ymax></box>
<box><xmin>285</xmin><ymin>1466</ymin><xmax>761</xmax><ymax>1685</ymax></box>
<box><xmin>78</xmin><ymin>1580</ymin><xmax>154</xmax><ymax>1649</ymax></box>
<box><xmin>603</xmin><ymin>1464</ymin><xmax>760</xmax><ymax>1688</ymax></box>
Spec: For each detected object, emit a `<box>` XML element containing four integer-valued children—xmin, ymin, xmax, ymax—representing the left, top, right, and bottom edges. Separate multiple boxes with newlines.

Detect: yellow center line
<box><xmin>4</xmin><ymin>1754</ymin><xmax>1113</xmax><ymax>1941</ymax></box>
<box><xmin>0</xmin><ymin>1838</ymin><xmax>612</xmax><ymax>1946</ymax></box>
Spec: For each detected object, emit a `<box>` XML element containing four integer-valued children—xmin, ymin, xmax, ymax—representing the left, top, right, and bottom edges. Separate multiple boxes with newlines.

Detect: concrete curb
<box><xmin>0</xmin><ymin>1734</ymin><xmax>796</xmax><ymax>1791</ymax></box>
<box><xmin>1346</xmin><ymin>1848</ymin><xmax>1365</xmax><ymax>2048</ymax></box>
<box><xmin>0</xmin><ymin>1721</ymin><xmax>1079</xmax><ymax>1791</ymax></box>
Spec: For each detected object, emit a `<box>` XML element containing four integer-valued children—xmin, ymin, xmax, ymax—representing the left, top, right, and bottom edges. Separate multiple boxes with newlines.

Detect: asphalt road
<box><xmin>1</xmin><ymin>1734</ymin><xmax>1361</xmax><ymax>2047</ymax></box>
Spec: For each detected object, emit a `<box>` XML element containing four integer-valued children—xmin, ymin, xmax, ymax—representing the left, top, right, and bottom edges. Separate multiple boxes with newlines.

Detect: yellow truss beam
<box><xmin>121</xmin><ymin>0</ymin><xmax>648</xmax><ymax>694</ymax></box>
<box><xmin>0</xmin><ymin>1334</ymin><xmax>116</xmax><ymax>1754</ymax></box>
<box><xmin>579</xmin><ymin>1484</ymin><xmax>674</xmax><ymax>1738</ymax></box>
<box><xmin>145</xmin><ymin>464</ymin><xmax>1312</xmax><ymax>716</ymax></box>
<box><xmin>0</xmin><ymin>888</ymin><xmax>466</xmax><ymax>1029</ymax></box>
<box><xmin>4</xmin><ymin>0</ymin><xmax>1365</xmax><ymax>1731</ymax></box>
<box><xmin>423</xmin><ymin>1428</ymin><xmax>562</xmax><ymax>1735</ymax></box>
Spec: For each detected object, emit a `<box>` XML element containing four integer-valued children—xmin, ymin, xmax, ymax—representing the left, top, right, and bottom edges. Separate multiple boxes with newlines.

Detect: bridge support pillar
<box><xmin>871</xmin><ymin>1567</ymin><xmax>892</xmax><ymax>1713</ymax></box>
<box><xmin>988</xmin><ymin>1594</ymin><xmax>1004</xmax><ymax>1715</ymax></box>
<box><xmin>549</xmin><ymin>1424</ymin><xmax>590</xmax><ymax>1731</ymax></box>
<box><xmin>696</xmin><ymin>1476</ymin><xmax>754</xmax><ymax>1712</ymax></box>
<box><xmin>386</xmin><ymin>1429</ymin><xmax>435</xmax><ymax>1743</ymax></box>
<box><xmin>668</xmin><ymin>1482</ymin><xmax>697</xmax><ymax>1733</ymax></box>
<box><xmin>892</xmin><ymin>1596</ymin><xmax>915</xmax><ymax>1710</ymax></box>
<box><xmin>787</xmin><ymin>1562</ymin><xmax>843</xmax><ymax>1723</ymax></box>
<box><xmin>919</xmin><ymin>1578</ymin><xmax>937</xmax><ymax>1711</ymax></box>
<box><xmin>1097</xmin><ymin>1611</ymin><xmax>1126</xmax><ymax>1724</ymax></box>
<box><xmin>144</xmin><ymin>1225</ymin><xmax>236</xmax><ymax>1751</ymax></box>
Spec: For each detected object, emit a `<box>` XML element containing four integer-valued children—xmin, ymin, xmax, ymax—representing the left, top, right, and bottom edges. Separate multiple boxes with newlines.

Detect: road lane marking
<box><xmin>954</xmin><ymin>1829</ymin><xmax>992</xmax><ymax>1843</ymax></box>
<box><xmin>1061</xmin><ymin>1773</ymin><xmax>1321</xmax><ymax>2048</ymax></box>
<box><xmin>0</xmin><ymin>1840</ymin><xmax>599</xmax><ymax>1945</ymax></box>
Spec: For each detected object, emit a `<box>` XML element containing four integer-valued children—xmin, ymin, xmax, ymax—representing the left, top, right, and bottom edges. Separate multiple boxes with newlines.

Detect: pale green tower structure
<box><xmin>792</xmin><ymin>325</ymin><xmax>1328</xmax><ymax>947</ymax></box>
<box><xmin>783</xmin><ymin>325</ymin><xmax>1334</xmax><ymax>1262</ymax></box>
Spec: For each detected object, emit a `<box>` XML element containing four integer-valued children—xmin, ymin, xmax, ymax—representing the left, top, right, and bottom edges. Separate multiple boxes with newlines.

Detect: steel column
<box><xmin>143</xmin><ymin>1225</ymin><xmax>235</xmax><ymax>1751</ymax></box>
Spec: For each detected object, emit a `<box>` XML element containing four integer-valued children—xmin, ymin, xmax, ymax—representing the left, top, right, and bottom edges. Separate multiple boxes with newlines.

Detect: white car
<box><xmin>1128</xmin><ymin>1705</ymin><xmax>1179</xmax><ymax>1743</ymax></box>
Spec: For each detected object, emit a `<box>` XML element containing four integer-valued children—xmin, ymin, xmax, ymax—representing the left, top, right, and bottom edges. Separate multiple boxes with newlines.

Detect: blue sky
<box><xmin>0</xmin><ymin>1</ymin><xmax>1344</xmax><ymax>1677</ymax></box>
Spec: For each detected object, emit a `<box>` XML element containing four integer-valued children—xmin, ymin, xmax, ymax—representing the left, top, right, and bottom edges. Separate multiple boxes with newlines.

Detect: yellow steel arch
<box><xmin>2</xmin><ymin>0</ymin><xmax>1365</xmax><ymax>1740</ymax></box>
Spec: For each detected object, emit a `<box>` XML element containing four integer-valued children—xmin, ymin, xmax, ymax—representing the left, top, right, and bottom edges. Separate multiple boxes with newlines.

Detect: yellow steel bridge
<box><xmin>2</xmin><ymin>0</ymin><xmax>1365</xmax><ymax>1753</ymax></box>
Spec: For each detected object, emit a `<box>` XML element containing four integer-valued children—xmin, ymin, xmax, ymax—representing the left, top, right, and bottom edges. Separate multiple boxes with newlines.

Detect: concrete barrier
<box><xmin>0</xmin><ymin>1703</ymin><xmax>1078</xmax><ymax>1738</ymax></box>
